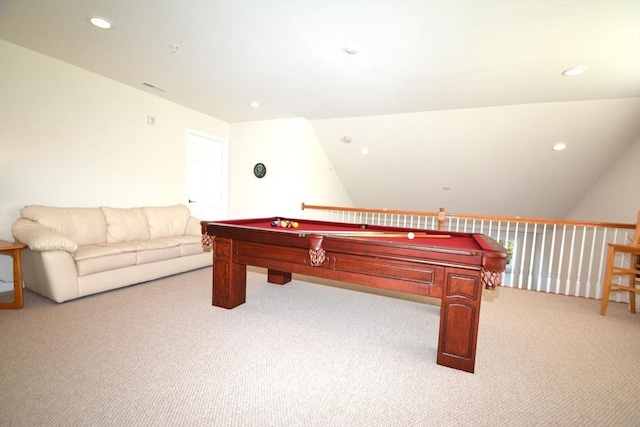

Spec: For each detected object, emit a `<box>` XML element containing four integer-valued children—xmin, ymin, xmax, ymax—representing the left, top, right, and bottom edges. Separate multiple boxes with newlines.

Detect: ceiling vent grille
<box><xmin>142</xmin><ymin>82</ymin><xmax>166</xmax><ymax>92</ymax></box>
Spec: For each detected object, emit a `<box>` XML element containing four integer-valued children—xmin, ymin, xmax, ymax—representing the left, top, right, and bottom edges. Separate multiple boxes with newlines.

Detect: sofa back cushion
<box><xmin>20</xmin><ymin>205</ymin><xmax>107</xmax><ymax>246</ymax></box>
<box><xmin>101</xmin><ymin>207</ymin><xmax>150</xmax><ymax>243</ymax></box>
<box><xmin>142</xmin><ymin>205</ymin><xmax>190</xmax><ymax>239</ymax></box>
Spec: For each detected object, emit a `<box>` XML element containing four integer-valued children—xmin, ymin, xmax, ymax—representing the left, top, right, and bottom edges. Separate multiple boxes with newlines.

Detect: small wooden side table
<box><xmin>0</xmin><ymin>240</ymin><xmax>27</xmax><ymax>309</ymax></box>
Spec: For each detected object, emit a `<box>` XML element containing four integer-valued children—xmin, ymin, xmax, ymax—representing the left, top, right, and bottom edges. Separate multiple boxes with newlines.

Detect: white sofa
<box><xmin>11</xmin><ymin>204</ymin><xmax>211</xmax><ymax>303</ymax></box>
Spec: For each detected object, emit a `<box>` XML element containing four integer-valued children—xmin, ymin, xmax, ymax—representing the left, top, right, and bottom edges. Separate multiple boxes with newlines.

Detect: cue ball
<box><xmin>407</xmin><ymin>232</ymin><xmax>415</xmax><ymax>240</ymax></box>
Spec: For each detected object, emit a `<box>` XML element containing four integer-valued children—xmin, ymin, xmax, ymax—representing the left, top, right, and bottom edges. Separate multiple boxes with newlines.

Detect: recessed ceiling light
<box><xmin>360</xmin><ymin>148</ymin><xmax>369</xmax><ymax>155</ymax></box>
<box><xmin>552</xmin><ymin>142</ymin><xmax>567</xmax><ymax>151</ymax></box>
<box><xmin>89</xmin><ymin>16</ymin><xmax>112</xmax><ymax>29</ymax></box>
<box><xmin>249</xmin><ymin>101</ymin><xmax>261</xmax><ymax>108</ymax></box>
<box><xmin>561</xmin><ymin>66</ymin><xmax>588</xmax><ymax>76</ymax></box>
<box><xmin>343</xmin><ymin>136</ymin><xmax>352</xmax><ymax>143</ymax></box>
<box><xmin>344</xmin><ymin>42</ymin><xmax>360</xmax><ymax>55</ymax></box>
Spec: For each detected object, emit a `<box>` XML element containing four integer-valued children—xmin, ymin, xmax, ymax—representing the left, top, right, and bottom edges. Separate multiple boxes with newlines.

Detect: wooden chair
<box><xmin>600</xmin><ymin>211</ymin><xmax>640</xmax><ymax>315</ymax></box>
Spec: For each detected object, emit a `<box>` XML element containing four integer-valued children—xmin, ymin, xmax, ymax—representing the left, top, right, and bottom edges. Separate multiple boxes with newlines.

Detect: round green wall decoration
<box><xmin>253</xmin><ymin>162</ymin><xmax>267</xmax><ymax>178</ymax></box>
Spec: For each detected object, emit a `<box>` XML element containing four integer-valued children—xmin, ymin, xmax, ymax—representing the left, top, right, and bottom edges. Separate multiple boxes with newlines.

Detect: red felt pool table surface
<box><xmin>202</xmin><ymin>217</ymin><xmax>508</xmax><ymax>373</ymax></box>
<box><xmin>227</xmin><ymin>218</ymin><xmax>491</xmax><ymax>250</ymax></box>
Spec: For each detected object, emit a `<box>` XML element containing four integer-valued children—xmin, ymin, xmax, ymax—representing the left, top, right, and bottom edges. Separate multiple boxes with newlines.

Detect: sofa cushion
<box><xmin>12</xmin><ymin>218</ymin><xmax>79</xmax><ymax>253</ymax></box>
<box><xmin>136</xmin><ymin>247</ymin><xmax>181</xmax><ymax>264</ymax></box>
<box><xmin>185</xmin><ymin>217</ymin><xmax>202</xmax><ymax>235</ymax></box>
<box><xmin>126</xmin><ymin>237</ymin><xmax>190</xmax><ymax>251</ymax></box>
<box><xmin>20</xmin><ymin>205</ymin><xmax>107</xmax><ymax>246</ymax></box>
<box><xmin>74</xmin><ymin>237</ymin><xmax>199</xmax><ymax>261</ymax></box>
<box><xmin>101</xmin><ymin>207</ymin><xmax>150</xmax><ymax>243</ymax></box>
<box><xmin>143</xmin><ymin>205</ymin><xmax>190</xmax><ymax>239</ymax></box>
<box><xmin>76</xmin><ymin>252</ymin><xmax>138</xmax><ymax>276</ymax></box>
<box><xmin>74</xmin><ymin>244</ymin><xmax>127</xmax><ymax>261</ymax></box>
<box><xmin>180</xmin><ymin>242</ymin><xmax>206</xmax><ymax>256</ymax></box>
<box><xmin>153</xmin><ymin>235</ymin><xmax>201</xmax><ymax>246</ymax></box>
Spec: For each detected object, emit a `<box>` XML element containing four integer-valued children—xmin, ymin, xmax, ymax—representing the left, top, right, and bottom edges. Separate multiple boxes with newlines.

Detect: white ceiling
<box><xmin>1</xmin><ymin>0</ymin><xmax>638</xmax><ymax>122</ymax></box>
<box><xmin>1</xmin><ymin>0</ymin><xmax>639</xmax><ymax>218</ymax></box>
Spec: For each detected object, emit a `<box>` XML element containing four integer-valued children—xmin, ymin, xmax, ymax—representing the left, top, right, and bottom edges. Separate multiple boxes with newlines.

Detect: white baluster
<box><xmin>584</xmin><ymin>226</ymin><xmax>597</xmax><ymax>299</ymax></box>
<box><xmin>518</xmin><ymin>223</ymin><xmax>528</xmax><ymax>289</ymax></box>
<box><xmin>527</xmin><ymin>223</ymin><xmax>537</xmax><ymax>290</ymax></box>
<box><xmin>537</xmin><ymin>224</ymin><xmax>547</xmax><ymax>291</ymax></box>
<box><xmin>574</xmin><ymin>226</ymin><xmax>587</xmax><ymax>297</ymax></box>
<box><xmin>565</xmin><ymin>226</ymin><xmax>577</xmax><ymax>295</ymax></box>
<box><xmin>546</xmin><ymin>224</ymin><xmax>557</xmax><ymax>293</ymax></box>
<box><xmin>556</xmin><ymin>226</ymin><xmax>566</xmax><ymax>294</ymax></box>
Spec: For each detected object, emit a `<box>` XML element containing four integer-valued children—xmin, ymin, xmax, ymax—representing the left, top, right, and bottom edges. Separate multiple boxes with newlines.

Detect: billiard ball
<box><xmin>270</xmin><ymin>221</ymin><xmax>277</xmax><ymax>227</ymax></box>
<box><xmin>292</xmin><ymin>222</ymin><xmax>299</xmax><ymax>228</ymax></box>
<box><xmin>281</xmin><ymin>220</ymin><xmax>288</xmax><ymax>228</ymax></box>
<box><xmin>407</xmin><ymin>232</ymin><xmax>415</xmax><ymax>240</ymax></box>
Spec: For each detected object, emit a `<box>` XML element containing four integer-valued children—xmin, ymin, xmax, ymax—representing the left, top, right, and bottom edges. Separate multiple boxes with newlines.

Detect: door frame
<box><xmin>185</xmin><ymin>128</ymin><xmax>229</xmax><ymax>220</ymax></box>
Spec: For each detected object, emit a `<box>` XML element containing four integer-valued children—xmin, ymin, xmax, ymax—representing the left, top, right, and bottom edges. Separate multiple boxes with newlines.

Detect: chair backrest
<box><xmin>633</xmin><ymin>210</ymin><xmax>640</xmax><ymax>245</ymax></box>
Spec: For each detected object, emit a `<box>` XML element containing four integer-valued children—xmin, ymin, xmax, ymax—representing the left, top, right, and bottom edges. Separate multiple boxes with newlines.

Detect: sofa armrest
<box><xmin>185</xmin><ymin>216</ymin><xmax>203</xmax><ymax>236</ymax></box>
<box><xmin>11</xmin><ymin>218</ymin><xmax>79</xmax><ymax>253</ymax></box>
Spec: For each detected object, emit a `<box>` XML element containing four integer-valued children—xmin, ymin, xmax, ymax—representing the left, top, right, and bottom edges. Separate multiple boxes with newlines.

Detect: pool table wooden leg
<box><xmin>436</xmin><ymin>267</ymin><xmax>483</xmax><ymax>373</ymax></box>
<box><xmin>212</xmin><ymin>237</ymin><xmax>246</xmax><ymax>309</ymax></box>
<box><xmin>267</xmin><ymin>269</ymin><xmax>292</xmax><ymax>285</ymax></box>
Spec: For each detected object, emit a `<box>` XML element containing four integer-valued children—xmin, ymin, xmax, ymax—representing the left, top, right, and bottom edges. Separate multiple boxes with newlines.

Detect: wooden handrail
<box><xmin>301</xmin><ymin>203</ymin><xmax>635</xmax><ymax>230</ymax></box>
<box><xmin>302</xmin><ymin>202</ymin><xmax>441</xmax><ymax>217</ymax></box>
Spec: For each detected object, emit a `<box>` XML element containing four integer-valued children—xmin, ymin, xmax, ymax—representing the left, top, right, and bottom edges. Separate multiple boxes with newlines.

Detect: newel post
<box><xmin>437</xmin><ymin>207</ymin><xmax>446</xmax><ymax>231</ymax></box>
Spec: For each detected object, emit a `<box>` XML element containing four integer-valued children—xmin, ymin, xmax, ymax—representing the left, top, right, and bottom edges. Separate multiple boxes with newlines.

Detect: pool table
<box><xmin>202</xmin><ymin>217</ymin><xmax>507</xmax><ymax>373</ymax></box>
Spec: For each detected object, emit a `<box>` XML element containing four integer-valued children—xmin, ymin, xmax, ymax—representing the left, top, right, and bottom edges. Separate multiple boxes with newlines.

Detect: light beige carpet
<box><xmin>1</xmin><ymin>267</ymin><xmax>638</xmax><ymax>426</ymax></box>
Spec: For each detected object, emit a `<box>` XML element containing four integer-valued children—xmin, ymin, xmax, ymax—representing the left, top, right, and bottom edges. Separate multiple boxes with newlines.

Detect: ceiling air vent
<box><xmin>142</xmin><ymin>82</ymin><xmax>166</xmax><ymax>92</ymax></box>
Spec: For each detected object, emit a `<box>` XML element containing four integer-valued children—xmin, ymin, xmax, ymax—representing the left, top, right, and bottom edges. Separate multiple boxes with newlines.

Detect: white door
<box><xmin>186</xmin><ymin>130</ymin><xmax>229</xmax><ymax>221</ymax></box>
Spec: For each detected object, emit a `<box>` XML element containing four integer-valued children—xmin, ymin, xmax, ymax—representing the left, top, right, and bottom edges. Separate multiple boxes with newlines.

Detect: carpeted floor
<box><xmin>1</xmin><ymin>267</ymin><xmax>638</xmax><ymax>426</ymax></box>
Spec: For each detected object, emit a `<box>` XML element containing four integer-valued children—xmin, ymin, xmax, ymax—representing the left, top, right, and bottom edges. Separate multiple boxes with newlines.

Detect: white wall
<box><xmin>566</xmin><ymin>139</ymin><xmax>640</xmax><ymax>223</ymax></box>
<box><xmin>0</xmin><ymin>41</ymin><xmax>353</xmax><ymax>285</ymax></box>
<box><xmin>0</xmin><ymin>40</ymin><xmax>230</xmax><ymax>282</ymax></box>
<box><xmin>228</xmin><ymin>118</ymin><xmax>352</xmax><ymax>219</ymax></box>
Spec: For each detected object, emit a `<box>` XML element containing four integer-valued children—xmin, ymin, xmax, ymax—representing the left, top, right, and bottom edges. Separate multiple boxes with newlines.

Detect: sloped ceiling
<box><xmin>310</xmin><ymin>98</ymin><xmax>639</xmax><ymax>217</ymax></box>
<box><xmin>1</xmin><ymin>0</ymin><xmax>639</xmax><ymax>218</ymax></box>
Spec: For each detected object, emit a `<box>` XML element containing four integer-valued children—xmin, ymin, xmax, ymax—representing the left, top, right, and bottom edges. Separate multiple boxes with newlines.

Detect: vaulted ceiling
<box><xmin>1</xmin><ymin>0</ymin><xmax>639</xmax><ymax>218</ymax></box>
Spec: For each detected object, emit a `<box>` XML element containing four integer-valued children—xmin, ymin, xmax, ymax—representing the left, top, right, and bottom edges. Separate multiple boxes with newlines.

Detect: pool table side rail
<box><xmin>202</xmin><ymin>217</ymin><xmax>507</xmax><ymax>272</ymax></box>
